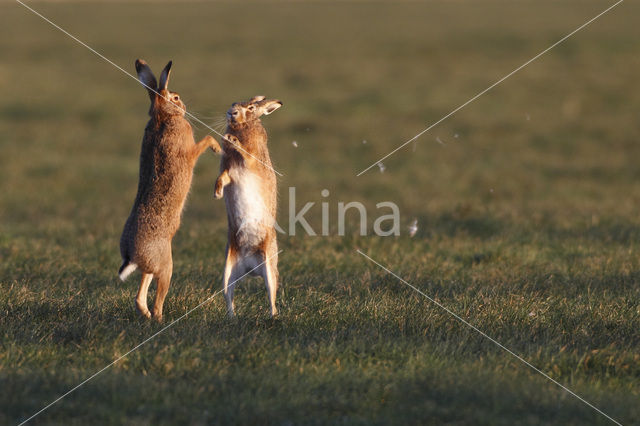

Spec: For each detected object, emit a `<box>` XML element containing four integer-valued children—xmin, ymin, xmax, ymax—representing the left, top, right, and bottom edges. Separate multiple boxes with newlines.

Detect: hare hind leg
<box><xmin>136</xmin><ymin>273</ymin><xmax>154</xmax><ymax>319</ymax></box>
<box><xmin>151</xmin><ymin>249</ymin><xmax>173</xmax><ymax>322</ymax></box>
<box><xmin>261</xmin><ymin>248</ymin><xmax>279</xmax><ymax>317</ymax></box>
<box><xmin>223</xmin><ymin>246</ymin><xmax>242</xmax><ymax>318</ymax></box>
<box><xmin>151</xmin><ymin>266</ymin><xmax>173</xmax><ymax>322</ymax></box>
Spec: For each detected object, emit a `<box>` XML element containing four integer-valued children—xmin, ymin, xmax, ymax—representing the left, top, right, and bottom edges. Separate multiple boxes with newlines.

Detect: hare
<box><xmin>119</xmin><ymin>59</ymin><xmax>222</xmax><ymax>322</ymax></box>
<box><xmin>214</xmin><ymin>96</ymin><xmax>282</xmax><ymax>317</ymax></box>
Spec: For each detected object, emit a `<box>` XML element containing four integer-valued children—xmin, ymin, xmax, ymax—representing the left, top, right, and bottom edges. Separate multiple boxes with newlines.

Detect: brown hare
<box><xmin>119</xmin><ymin>59</ymin><xmax>222</xmax><ymax>322</ymax></box>
<box><xmin>214</xmin><ymin>96</ymin><xmax>282</xmax><ymax>317</ymax></box>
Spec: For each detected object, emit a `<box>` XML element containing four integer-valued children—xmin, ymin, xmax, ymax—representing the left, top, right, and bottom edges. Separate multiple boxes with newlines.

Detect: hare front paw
<box><xmin>214</xmin><ymin>181</ymin><xmax>224</xmax><ymax>199</ymax></box>
<box><xmin>206</xmin><ymin>135</ymin><xmax>222</xmax><ymax>153</ymax></box>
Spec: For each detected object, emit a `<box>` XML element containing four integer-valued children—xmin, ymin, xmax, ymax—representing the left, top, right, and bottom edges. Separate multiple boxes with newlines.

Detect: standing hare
<box><xmin>214</xmin><ymin>96</ymin><xmax>282</xmax><ymax>317</ymax></box>
<box><xmin>119</xmin><ymin>59</ymin><xmax>221</xmax><ymax>321</ymax></box>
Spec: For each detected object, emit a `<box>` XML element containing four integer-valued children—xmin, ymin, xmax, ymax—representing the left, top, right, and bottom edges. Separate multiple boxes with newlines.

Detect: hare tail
<box><xmin>118</xmin><ymin>261</ymin><xmax>138</xmax><ymax>282</ymax></box>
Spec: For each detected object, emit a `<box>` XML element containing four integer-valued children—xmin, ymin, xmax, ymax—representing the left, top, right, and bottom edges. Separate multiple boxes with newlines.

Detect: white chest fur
<box><xmin>225</xmin><ymin>167</ymin><xmax>273</xmax><ymax>251</ymax></box>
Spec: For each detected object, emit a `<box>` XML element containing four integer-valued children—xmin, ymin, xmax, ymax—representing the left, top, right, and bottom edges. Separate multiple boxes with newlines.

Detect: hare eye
<box><xmin>173</xmin><ymin>95</ymin><xmax>179</xmax><ymax>102</ymax></box>
<box><xmin>248</xmin><ymin>105</ymin><xmax>256</xmax><ymax>111</ymax></box>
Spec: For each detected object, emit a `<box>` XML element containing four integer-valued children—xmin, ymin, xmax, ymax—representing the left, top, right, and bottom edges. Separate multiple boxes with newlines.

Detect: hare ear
<box><xmin>158</xmin><ymin>61</ymin><xmax>172</xmax><ymax>91</ymax></box>
<box><xmin>135</xmin><ymin>59</ymin><xmax>157</xmax><ymax>101</ymax></box>
<box><xmin>262</xmin><ymin>100</ymin><xmax>282</xmax><ymax>115</ymax></box>
<box><xmin>249</xmin><ymin>95</ymin><xmax>266</xmax><ymax>104</ymax></box>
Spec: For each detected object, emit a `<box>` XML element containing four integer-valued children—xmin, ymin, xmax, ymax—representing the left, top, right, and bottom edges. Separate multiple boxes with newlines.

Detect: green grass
<box><xmin>1</xmin><ymin>1</ymin><xmax>640</xmax><ymax>424</ymax></box>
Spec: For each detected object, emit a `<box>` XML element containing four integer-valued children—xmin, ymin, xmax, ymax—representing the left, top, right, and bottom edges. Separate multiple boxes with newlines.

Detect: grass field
<box><xmin>1</xmin><ymin>1</ymin><xmax>639</xmax><ymax>424</ymax></box>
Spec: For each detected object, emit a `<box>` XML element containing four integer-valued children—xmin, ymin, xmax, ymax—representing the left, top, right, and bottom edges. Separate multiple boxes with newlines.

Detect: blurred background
<box><xmin>2</xmin><ymin>1</ymin><xmax>639</xmax><ymax>248</ymax></box>
<box><xmin>2</xmin><ymin>2</ymin><xmax>640</xmax><ymax>245</ymax></box>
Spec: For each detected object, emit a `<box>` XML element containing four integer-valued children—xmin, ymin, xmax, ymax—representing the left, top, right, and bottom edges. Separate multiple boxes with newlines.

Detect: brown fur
<box><xmin>214</xmin><ymin>96</ymin><xmax>282</xmax><ymax>317</ymax></box>
<box><xmin>119</xmin><ymin>59</ymin><xmax>221</xmax><ymax>321</ymax></box>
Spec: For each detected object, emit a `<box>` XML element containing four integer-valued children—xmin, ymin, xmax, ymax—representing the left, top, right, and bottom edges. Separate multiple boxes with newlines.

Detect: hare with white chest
<box><xmin>214</xmin><ymin>96</ymin><xmax>282</xmax><ymax>317</ymax></box>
